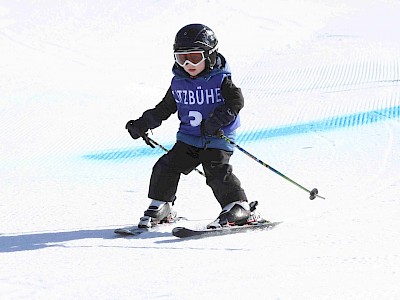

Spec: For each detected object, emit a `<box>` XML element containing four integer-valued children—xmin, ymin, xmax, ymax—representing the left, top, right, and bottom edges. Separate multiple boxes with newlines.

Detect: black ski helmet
<box><xmin>173</xmin><ymin>24</ymin><xmax>219</xmax><ymax>69</ymax></box>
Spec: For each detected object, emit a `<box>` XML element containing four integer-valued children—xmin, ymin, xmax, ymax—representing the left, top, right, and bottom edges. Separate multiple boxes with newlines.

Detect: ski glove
<box><xmin>125</xmin><ymin>119</ymin><xmax>155</xmax><ymax>148</ymax></box>
<box><xmin>201</xmin><ymin>106</ymin><xmax>236</xmax><ymax>137</ymax></box>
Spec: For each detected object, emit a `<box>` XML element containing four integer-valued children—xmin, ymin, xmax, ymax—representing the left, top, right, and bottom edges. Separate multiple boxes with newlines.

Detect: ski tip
<box><xmin>172</xmin><ymin>226</ymin><xmax>184</xmax><ymax>230</ymax></box>
<box><xmin>172</xmin><ymin>227</ymin><xmax>188</xmax><ymax>237</ymax></box>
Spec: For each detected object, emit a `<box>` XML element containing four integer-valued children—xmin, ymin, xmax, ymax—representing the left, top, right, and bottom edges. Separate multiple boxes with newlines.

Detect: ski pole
<box><xmin>146</xmin><ymin>136</ymin><xmax>206</xmax><ymax>178</ymax></box>
<box><xmin>220</xmin><ymin>134</ymin><xmax>325</xmax><ymax>200</ymax></box>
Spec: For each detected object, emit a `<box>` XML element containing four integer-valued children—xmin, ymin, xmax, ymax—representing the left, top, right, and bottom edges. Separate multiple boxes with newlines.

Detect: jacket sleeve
<box><xmin>204</xmin><ymin>76</ymin><xmax>244</xmax><ymax>128</ymax></box>
<box><xmin>220</xmin><ymin>76</ymin><xmax>244</xmax><ymax>116</ymax></box>
<box><xmin>141</xmin><ymin>86</ymin><xmax>177</xmax><ymax>129</ymax></box>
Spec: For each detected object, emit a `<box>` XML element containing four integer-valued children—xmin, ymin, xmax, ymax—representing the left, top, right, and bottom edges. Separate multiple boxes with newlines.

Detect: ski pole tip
<box><xmin>309</xmin><ymin>188</ymin><xmax>326</xmax><ymax>200</ymax></box>
<box><xmin>309</xmin><ymin>188</ymin><xmax>318</xmax><ymax>200</ymax></box>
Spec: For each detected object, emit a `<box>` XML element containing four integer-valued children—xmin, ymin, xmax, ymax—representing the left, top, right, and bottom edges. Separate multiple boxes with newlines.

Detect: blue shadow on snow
<box><xmin>83</xmin><ymin>105</ymin><xmax>400</xmax><ymax>161</ymax></box>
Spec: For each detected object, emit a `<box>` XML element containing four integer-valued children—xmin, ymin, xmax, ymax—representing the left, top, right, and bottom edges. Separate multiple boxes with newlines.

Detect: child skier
<box><xmin>126</xmin><ymin>24</ymin><xmax>258</xmax><ymax>229</ymax></box>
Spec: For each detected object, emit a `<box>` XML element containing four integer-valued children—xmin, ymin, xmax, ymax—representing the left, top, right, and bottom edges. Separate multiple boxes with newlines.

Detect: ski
<box><xmin>172</xmin><ymin>221</ymin><xmax>282</xmax><ymax>239</ymax></box>
<box><xmin>114</xmin><ymin>216</ymin><xmax>187</xmax><ymax>236</ymax></box>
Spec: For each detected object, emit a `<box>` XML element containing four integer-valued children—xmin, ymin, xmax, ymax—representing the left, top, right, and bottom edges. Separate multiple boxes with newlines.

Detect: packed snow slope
<box><xmin>1</xmin><ymin>0</ymin><xmax>400</xmax><ymax>299</ymax></box>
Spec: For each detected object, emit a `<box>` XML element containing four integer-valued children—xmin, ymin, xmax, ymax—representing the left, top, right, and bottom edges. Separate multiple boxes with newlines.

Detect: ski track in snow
<box><xmin>1</xmin><ymin>1</ymin><xmax>400</xmax><ymax>299</ymax></box>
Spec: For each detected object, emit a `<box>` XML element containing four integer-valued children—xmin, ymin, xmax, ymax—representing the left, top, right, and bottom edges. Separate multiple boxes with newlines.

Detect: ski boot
<box><xmin>138</xmin><ymin>200</ymin><xmax>176</xmax><ymax>228</ymax></box>
<box><xmin>207</xmin><ymin>200</ymin><xmax>251</xmax><ymax>229</ymax></box>
<box><xmin>207</xmin><ymin>200</ymin><xmax>266</xmax><ymax>229</ymax></box>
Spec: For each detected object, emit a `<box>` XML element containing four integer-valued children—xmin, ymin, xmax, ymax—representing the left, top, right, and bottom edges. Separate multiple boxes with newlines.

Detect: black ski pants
<box><xmin>148</xmin><ymin>141</ymin><xmax>247</xmax><ymax>208</ymax></box>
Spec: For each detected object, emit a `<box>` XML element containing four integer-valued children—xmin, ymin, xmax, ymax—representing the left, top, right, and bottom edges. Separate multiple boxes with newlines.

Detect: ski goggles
<box><xmin>174</xmin><ymin>50</ymin><xmax>206</xmax><ymax>67</ymax></box>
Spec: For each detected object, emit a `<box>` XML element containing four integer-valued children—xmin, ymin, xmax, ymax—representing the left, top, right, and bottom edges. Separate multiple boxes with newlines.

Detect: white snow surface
<box><xmin>1</xmin><ymin>0</ymin><xmax>400</xmax><ymax>299</ymax></box>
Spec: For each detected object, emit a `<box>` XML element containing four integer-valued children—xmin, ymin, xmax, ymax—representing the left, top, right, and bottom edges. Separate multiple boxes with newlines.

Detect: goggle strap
<box><xmin>208</xmin><ymin>43</ymin><xmax>218</xmax><ymax>56</ymax></box>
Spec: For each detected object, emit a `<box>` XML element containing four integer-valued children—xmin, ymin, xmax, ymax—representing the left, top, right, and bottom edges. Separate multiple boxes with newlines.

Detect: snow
<box><xmin>1</xmin><ymin>0</ymin><xmax>400</xmax><ymax>299</ymax></box>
